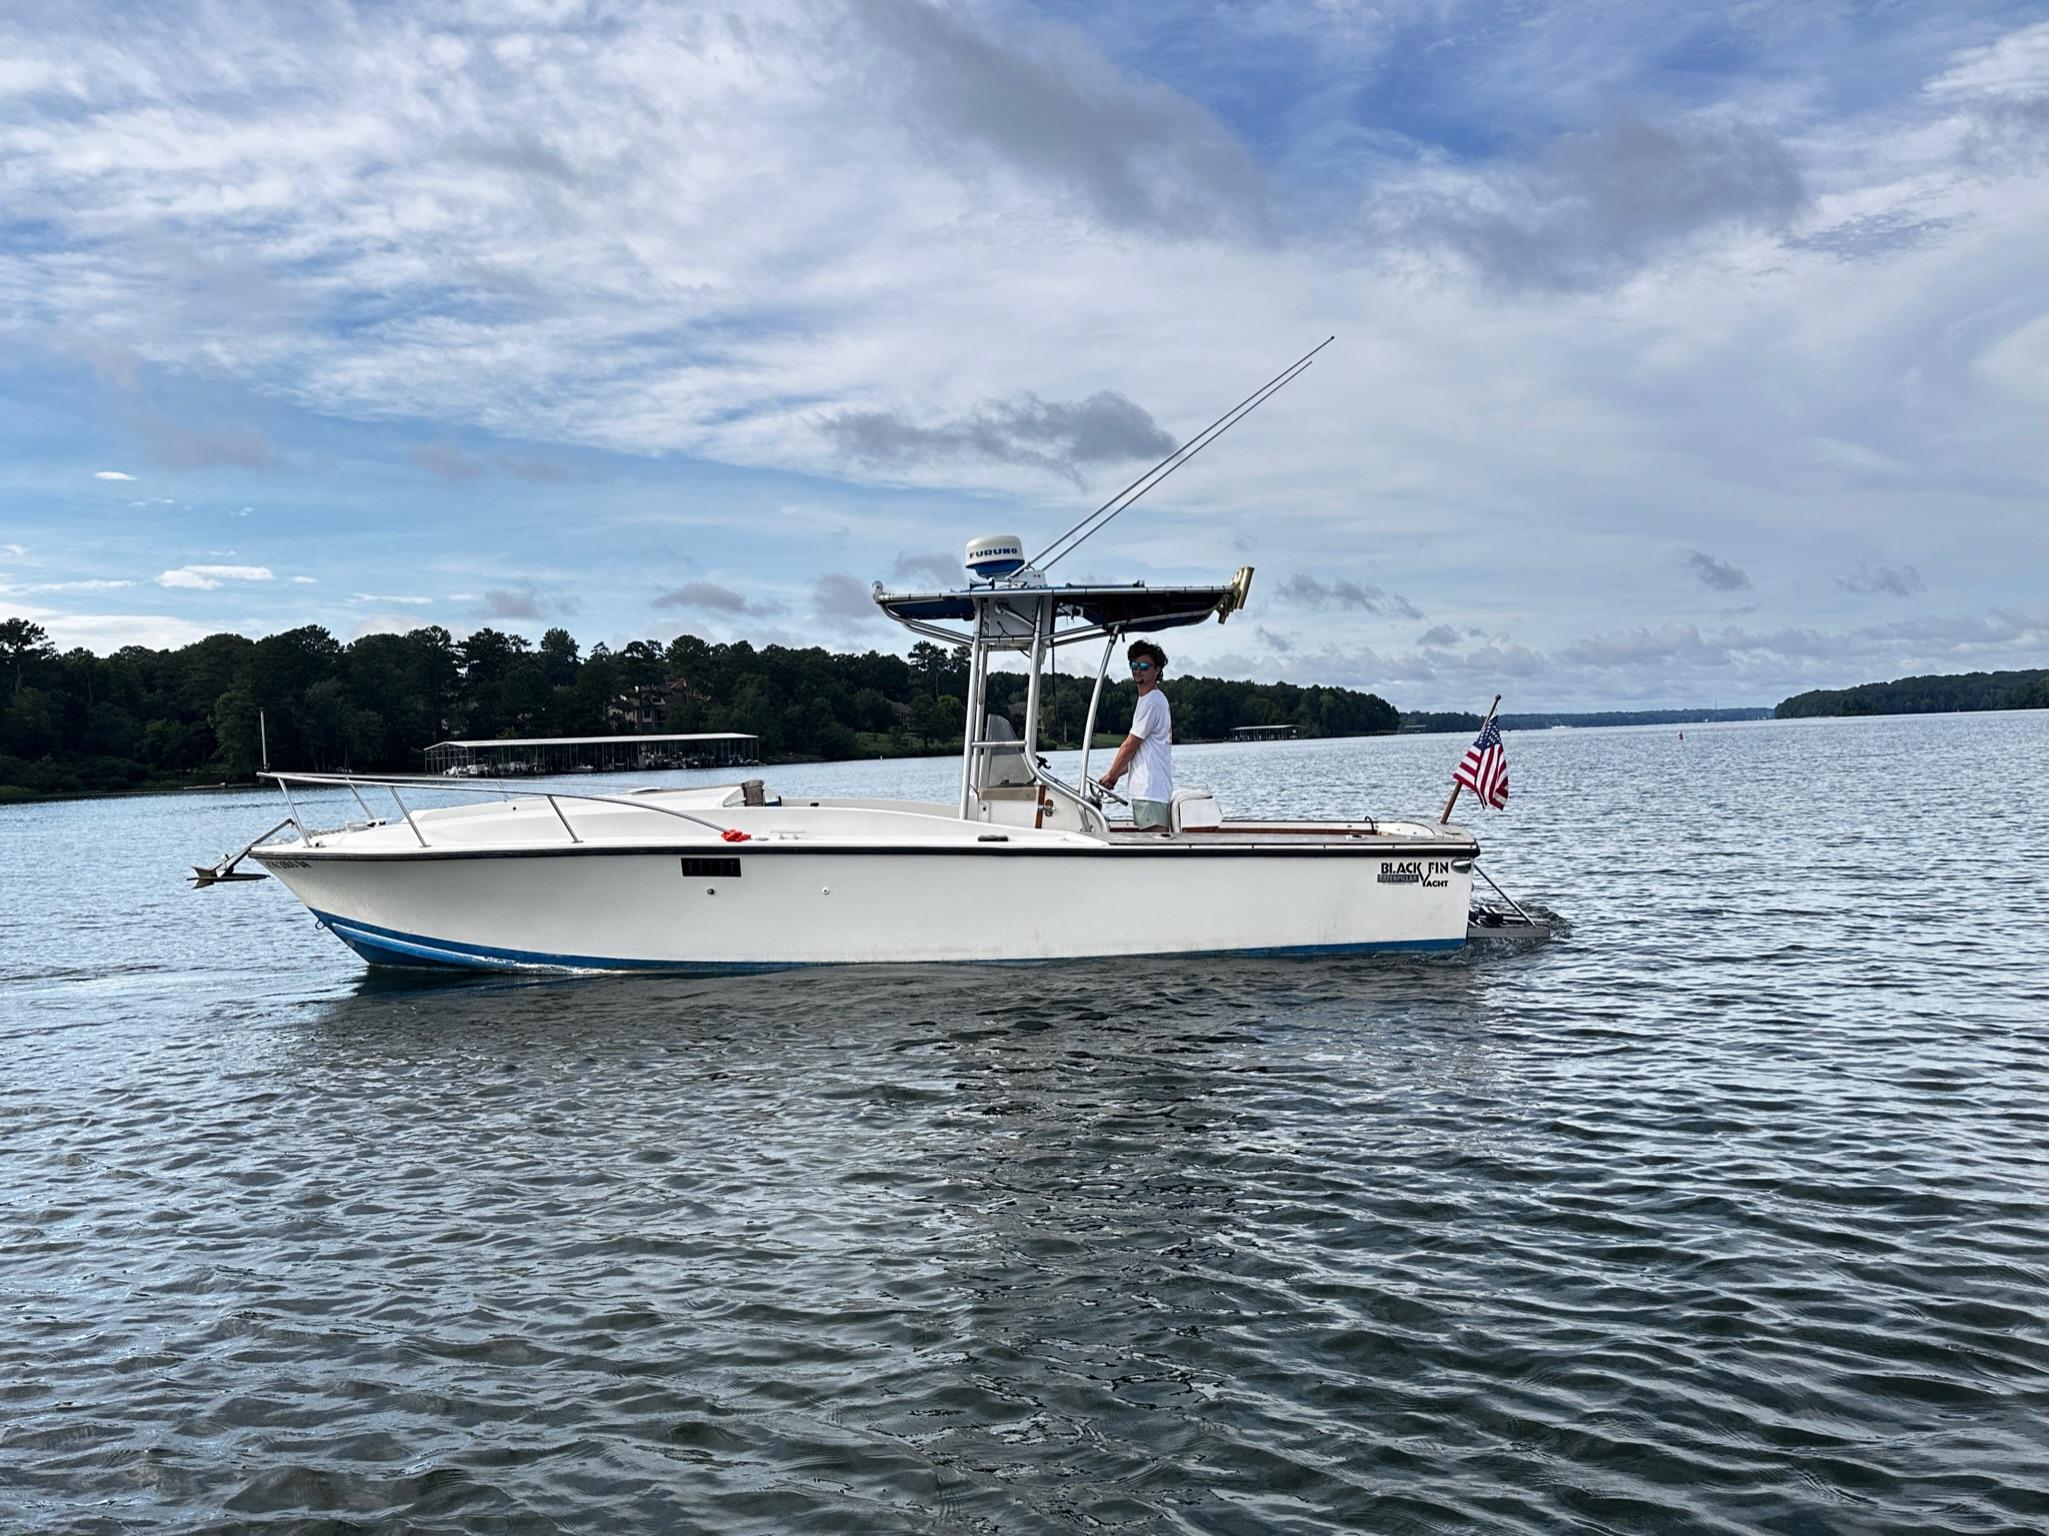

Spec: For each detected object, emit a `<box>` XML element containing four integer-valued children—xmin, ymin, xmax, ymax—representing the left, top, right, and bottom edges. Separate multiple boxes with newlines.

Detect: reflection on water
<box><xmin>3</xmin><ymin>714</ymin><xmax>2046</xmax><ymax>1533</ymax></box>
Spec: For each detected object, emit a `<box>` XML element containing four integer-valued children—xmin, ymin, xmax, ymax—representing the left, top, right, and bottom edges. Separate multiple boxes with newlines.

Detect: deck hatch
<box><xmin>681</xmin><ymin>857</ymin><xmax>743</xmax><ymax>879</ymax></box>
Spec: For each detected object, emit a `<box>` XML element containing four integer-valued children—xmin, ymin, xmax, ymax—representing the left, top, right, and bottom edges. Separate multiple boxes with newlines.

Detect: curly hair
<box><xmin>1127</xmin><ymin>640</ymin><xmax>1168</xmax><ymax>673</ymax></box>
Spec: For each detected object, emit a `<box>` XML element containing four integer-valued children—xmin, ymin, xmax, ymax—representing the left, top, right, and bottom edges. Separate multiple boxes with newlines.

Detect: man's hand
<box><xmin>1099</xmin><ymin>733</ymin><xmax>1140</xmax><ymax>793</ymax></box>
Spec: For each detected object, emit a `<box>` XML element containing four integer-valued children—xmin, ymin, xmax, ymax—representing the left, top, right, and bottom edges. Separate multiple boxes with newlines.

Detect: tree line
<box><xmin>0</xmin><ymin>618</ymin><xmax>1398</xmax><ymax>799</ymax></box>
<box><xmin>1774</xmin><ymin>669</ymin><xmax>2048</xmax><ymax>719</ymax></box>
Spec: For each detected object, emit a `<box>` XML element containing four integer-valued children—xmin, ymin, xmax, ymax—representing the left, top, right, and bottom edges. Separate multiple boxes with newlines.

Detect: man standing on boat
<box><xmin>1098</xmin><ymin>640</ymin><xmax>1173</xmax><ymax>831</ymax></box>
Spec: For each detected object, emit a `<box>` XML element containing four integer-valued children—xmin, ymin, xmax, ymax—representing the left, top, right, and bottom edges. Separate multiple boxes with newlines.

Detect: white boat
<box><xmin>199</xmin><ymin>542</ymin><xmax>1486</xmax><ymax>973</ymax></box>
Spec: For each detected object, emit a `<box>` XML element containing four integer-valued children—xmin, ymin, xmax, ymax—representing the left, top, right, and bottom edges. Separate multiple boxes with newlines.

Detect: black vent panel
<box><xmin>681</xmin><ymin>857</ymin><xmax>743</xmax><ymax>879</ymax></box>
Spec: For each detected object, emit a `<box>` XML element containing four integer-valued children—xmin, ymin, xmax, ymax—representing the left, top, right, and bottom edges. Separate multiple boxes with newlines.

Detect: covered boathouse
<box><xmin>1228</xmin><ymin>724</ymin><xmax>1298</xmax><ymax>742</ymax></box>
<box><xmin>423</xmin><ymin>733</ymin><xmax>759</xmax><ymax>777</ymax></box>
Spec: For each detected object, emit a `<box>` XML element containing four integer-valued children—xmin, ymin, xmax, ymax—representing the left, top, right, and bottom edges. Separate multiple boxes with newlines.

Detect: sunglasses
<box><xmin>1130</xmin><ymin>661</ymin><xmax>1155</xmax><ymax>673</ymax></box>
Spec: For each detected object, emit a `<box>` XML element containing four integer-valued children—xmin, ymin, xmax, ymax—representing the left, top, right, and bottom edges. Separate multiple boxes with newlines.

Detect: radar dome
<box><xmin>964</xmin><ymin>533</ymin><xmax>1027</xmax><ymax>581</ymax></box>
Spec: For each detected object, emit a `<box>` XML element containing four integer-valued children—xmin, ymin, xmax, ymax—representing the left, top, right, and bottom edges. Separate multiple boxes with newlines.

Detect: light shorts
<box><xmin>1132</xmin><ymin>798</ymin><xmax>1171</xmax><ymax>830</ymax></box>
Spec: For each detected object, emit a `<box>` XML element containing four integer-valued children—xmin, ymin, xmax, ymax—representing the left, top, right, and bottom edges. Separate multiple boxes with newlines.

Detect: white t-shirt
<box><xmin>1128</xmin><ymin>688</ymin><xmax>1173</xmax><ymax>802</ymax></box>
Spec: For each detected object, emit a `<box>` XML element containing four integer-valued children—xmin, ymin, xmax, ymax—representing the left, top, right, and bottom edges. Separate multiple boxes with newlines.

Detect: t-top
<box><xmin>1128</xmin><ymin>688</ymin><xmax>1174</xmax><ymax>802</ymax></box>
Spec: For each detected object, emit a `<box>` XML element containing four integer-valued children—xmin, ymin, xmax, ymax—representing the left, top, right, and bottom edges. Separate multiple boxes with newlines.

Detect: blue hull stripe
<box><xmin>310</xmin><ymin>908</ymin><xmax>1464</xmax><ymax>975</ymax></box>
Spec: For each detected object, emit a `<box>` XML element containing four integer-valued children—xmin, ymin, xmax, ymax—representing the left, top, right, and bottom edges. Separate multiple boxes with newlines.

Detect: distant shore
<box><xmin>1775</xmin><ymin>668</ymin><xmax>2046</xmax><ymax>719</ymax></box>
<box><xmin>1400</xmin><ymin>707</ymin><xmax>1772</xmax><ymax>733</ymax></box>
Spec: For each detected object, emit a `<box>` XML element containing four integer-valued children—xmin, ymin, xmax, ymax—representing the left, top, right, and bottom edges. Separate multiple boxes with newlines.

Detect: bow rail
<box><xmin>259</xmin><ymin>770</ymin><xmax>745</xmax><ymax>849</ymax></box>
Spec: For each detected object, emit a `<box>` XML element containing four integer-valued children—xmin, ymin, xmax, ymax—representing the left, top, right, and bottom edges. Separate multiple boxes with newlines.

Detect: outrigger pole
<box><xmin>1030</xmin><ymin>337</ymin><xmax>1335</xmax><ymax>573</ymax></box>
<box><xmin>1439</xmin><ymin>694</ymin><xmax>1501</xmax><ymax>824</ymax></box>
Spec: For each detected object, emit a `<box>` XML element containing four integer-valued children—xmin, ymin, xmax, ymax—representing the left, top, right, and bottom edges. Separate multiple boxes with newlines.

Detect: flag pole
<box><xmin>1440</xmin><ymin>694</ymin><xmax>1502</xmax><ymax>823</ymax></box>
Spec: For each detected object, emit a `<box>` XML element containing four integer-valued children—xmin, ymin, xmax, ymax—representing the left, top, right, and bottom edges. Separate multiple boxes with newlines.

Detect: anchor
<box><xmin>189</xmin><ymin>817</ymin><xmax>294</xmax><ymax>888</ymax></box>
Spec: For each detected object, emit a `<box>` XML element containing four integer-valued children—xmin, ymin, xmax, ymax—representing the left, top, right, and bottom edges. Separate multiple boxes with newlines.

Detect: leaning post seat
<box><xmin>1168</xmin><ymin>788</ymin><xmax>1222</xmax><ymax>835</ymax></box>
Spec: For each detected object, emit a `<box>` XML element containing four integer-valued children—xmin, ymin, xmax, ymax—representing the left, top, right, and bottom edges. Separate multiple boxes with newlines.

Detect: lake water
<box><xmin>3</xmin><ymin>713</ymin><xmax>2045</xmax><ymax>1534</ymax></box>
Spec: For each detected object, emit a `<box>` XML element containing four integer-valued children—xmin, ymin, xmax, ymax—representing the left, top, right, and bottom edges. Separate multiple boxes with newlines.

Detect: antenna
<box><xmin>1029</xmin><ymin>337</ymin><xmax>1333</xmax><ymax>573</ymax></box>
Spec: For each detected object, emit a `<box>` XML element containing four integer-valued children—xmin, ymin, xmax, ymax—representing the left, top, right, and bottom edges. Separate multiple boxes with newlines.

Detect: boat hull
<box><xmin>256</xmin><ymin>842</ymin><xmax>1474</xmax><ymax>973</ymax></box>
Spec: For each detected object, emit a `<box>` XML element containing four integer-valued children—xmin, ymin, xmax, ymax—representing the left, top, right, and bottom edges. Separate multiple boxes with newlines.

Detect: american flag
<box><xmin>1453</xmin><ymin>718</ymin><xmax>1509</xmax><ymax>809</ymax></box>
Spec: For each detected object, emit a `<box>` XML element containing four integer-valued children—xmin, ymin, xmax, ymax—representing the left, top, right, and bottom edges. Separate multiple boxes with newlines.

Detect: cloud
<box><xmin>1559</xmin><ymin>622</ymin><xmax>1733</xmax><ymax>670</ymax></box>
<box><xmin>411</xmin><ymin>441</ymin><xmax>489</xmax><ymax>480</ymax></box>
<box><xmin>444</xmin><ymin>130</ymin><xmax>582</xmax><ymax>188</ymax></box>
<box><xmin>1544</xmin><ymin>609</ymin><xmax>2048</xmax><ymax>693</ymax></box>
<box><xmin>652</xmin><ymin>581</ymin><xmax>780</xmax><ymax>617</ymax></box>
<box><xmin>1924</xmin><ymin>20</ymin><xmax>2049</xmax><ymax>169</ymax></box>
<box><xmin>0</xmin><ymin>605</ymin><xmax>230</xmax><ymax>652</ymax></box>
<box><xmin>478</xmin><ymin>588</ymin><xmax>540</xmax><ymax>620</ymax></box>
<box><xmin>813</xmin><ymin>571</ymin><xmax>879</xmax><ymax>624</ymax></box>
<box><xmin>498</xmin><ymin>456</ymin><xmax>573</xmax><ymax>482</ymax></box>
<box><xmin>70</xmin><ymin>338</ymin><xmax>145</xmax><ymax>390</ymax></box>
<box><xmin>1272</xmin><ymin>573</ymin><xmax>1422</xmax><ymax>619</ymax></box>
<box><xmin>1811</xmin><ymin>437</ymin><xmax>1908</xmax><ymax>478</ymax></box>
<box><xmin>1681</xmin><ymin>550</ymin><xmax>1751</xmax><ymax>592</ymax></box>
<box><xmin>351</xmin><ymin>592</ymin><xmax>433</xmax><ymax>606</ymax></box>
<box><xmin>0</xmin><ymin>544</ymin><xmax>25</xmax><ymax>558</ymax></box>
<box><xmin>825</xmin><ymin>391</ymin><xmax>1176</xmax><ymax>486</ymax></box>
<box><xmin>476</xmin><ymin>584</ymin><xmax>577</xmax><ymax>621</ymax></box>
<box><xmin>1384</xmin><ymin>114</ymin><xmax>1807</xmax><ymax>291</ymax></box>
<box><xmin>150</xmin><ymin>422</ymin><xmax>275</xmax><ymax>471</ymax></box>
<box><xmin>1463</xmin><ymin>638</ymin><xmax>1548</xmax><ymax>679</ymax></box>
<box><xmin>1789</xmin><ymin>211</ymin><xmax>1954</xmax><ymax>263</ymax></box>
<box><xmin>854</xmin><ymin>0</ymin><xmax>1266</xmax><ymax>237</ymax></box>
<box><xmin>410</xmin><ymin>442</ymin><xmax>575</xmax><ymax>481</ymax></box>
<box><xmin>892</xmin><ymin>550</ymin><xmax>962</xmax><ymax>585</ymax></box>
<box><xmin>1838</xmin><ymin>560</ymin><xmax>1926</xmax><ymax>598</ymax></box>
<box><xmin>93</xmin><ymin>470</ymin><xmax>135</xmax><ymax>481</ymax></box>
<box><xmin>1857</xmin><ymin>607</ymin><xmax>2041</xmax><ymax>651</ymax></box>
<box><xmin>0</xmin><ymin>578</ymin><xmax>136</xmax><ymax>594</ymax></box>
<box><xmin>1253</xmin><ymin>626</ymin><xmax>1295</xmax><ymax>656</ymax></box>
<box><xmin>1927</xmin><ymin>19</ymin><xmax>2049</xmax><ymax>106</ymax></box>
<box><xmin>1417</xmin><ymin>625</ymin><xmax>1461</xmax><ymax>648</ymax></box>
<box><xmin>156</xmin><ymin>564</ymin><xmax>274</xmax><ymax>590</ymax></box>
<box><xmin>290</xmin><ymin>575</ymin><xmax>317</xmax><ymax>584</ymax></box>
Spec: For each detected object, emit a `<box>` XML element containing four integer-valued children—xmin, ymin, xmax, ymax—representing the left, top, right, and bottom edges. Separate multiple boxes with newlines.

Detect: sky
<box><xmin>0</xmin><ymin>0</ymin><xmax>2043</xmax><ymax>711</ymax></box>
